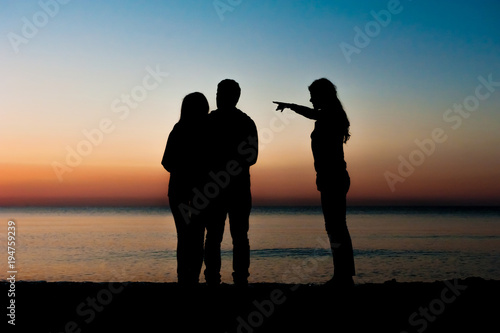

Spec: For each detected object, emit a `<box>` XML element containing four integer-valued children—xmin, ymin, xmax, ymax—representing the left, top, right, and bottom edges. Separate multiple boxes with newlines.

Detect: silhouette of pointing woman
<box><xmin>274</xmin><ymin>78</ymin><xmax>355</xmax><ymax>287</ymax></box>
<box><xmin>162</xmin><ymin>92</ymin><xmax>209</xmax><ymax>286</ymax></box>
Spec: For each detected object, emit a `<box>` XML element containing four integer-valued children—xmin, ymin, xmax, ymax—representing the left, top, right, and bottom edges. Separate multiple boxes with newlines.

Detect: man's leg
<box><xmin>204</xmin><ymin>199</ymin><xmax>227</xmax><ymax>286</ymax></box>
<box><xmin>228</xmin><ymin>186</ymin><xmax>252</xmax><ymax>285</ymax></box>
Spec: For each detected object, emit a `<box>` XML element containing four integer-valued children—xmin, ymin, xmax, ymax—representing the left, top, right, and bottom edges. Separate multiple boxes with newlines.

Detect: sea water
<box><xmin>0</xmin><ymin>206</ymin><xmax>499</xmax><ymax>284</ymax></box>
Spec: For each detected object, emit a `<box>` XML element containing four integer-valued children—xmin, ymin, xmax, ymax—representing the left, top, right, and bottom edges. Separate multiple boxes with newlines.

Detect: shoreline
<box><xmin>3</xmin><ymin>277</ymin><xmax>499</xmax><ymax>332</ymax></box>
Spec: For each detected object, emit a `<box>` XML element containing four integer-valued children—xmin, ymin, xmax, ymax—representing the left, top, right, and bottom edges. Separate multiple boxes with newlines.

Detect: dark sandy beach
<box><xmin>3</xmin><ymin>277</ymin><xmax>499</xmax><ymax>332</ymax></box>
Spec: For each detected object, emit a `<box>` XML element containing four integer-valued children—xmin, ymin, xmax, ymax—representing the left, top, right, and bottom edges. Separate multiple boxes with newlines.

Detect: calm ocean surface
<box><xmin>1</xmin><ymin>206</ymin><xmax>499</xmax><ymax>284</ymax></box>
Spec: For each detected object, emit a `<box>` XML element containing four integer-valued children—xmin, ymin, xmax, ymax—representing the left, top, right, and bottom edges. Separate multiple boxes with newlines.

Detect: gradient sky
<box><xmin>1</xmin><ymin>0</ymin><xmax>499</xmax><ymax>206</ymax></box>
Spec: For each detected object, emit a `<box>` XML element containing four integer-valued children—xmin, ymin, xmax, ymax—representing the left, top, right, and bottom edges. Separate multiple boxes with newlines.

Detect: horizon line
<box><xmin>2</xmin><ymin>204</ymin><xmax>499</xmax><ymax>209</ymax></box>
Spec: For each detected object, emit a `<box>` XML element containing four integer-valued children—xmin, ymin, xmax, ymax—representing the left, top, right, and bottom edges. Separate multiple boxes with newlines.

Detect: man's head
<box><xmin>216</xmin><ymin>79</ymin><xmax>241</xmax><ymax>109</ymax></box>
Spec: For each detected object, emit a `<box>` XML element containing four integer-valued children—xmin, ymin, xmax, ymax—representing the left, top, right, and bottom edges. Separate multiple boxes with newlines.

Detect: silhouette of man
<box><xmin>204</xmin><ymin>79</ymin><xmax>258</xmax><ymax>287</ymax></box>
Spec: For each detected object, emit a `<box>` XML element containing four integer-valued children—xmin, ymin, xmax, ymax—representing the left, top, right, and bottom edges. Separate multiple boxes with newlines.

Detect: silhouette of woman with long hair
<box><xmin>274</xmin><ymin>78</ymin><xmax>355</xmax><ymax>287</ymax></box>
<box><xmin>161</xmin><ymin>92</ymin><xmax>209</xmax><ymax>286</ymax></box>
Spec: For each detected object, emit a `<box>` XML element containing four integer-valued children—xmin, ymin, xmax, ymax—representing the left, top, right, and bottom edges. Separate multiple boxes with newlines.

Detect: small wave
<box><xmin>237</xmin><ymin>247</ymin><xmax>499</xmax><ymax>260</ymax></box>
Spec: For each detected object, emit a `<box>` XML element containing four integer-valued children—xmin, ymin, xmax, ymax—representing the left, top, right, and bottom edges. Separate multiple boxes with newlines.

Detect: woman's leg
<box><xmin>320</xmin><ymin>174</ymin><xmax>355</xmax><ymax>279</ymax></box>
<box><xmin>169</xmin><ymin>197</ymin><xmax>191</xmax><ymax>284</ymax></box>
<box><xmin>190</xmin><ymin>211</ymin><xmax>206</xmax><ymax>283</ymax></box>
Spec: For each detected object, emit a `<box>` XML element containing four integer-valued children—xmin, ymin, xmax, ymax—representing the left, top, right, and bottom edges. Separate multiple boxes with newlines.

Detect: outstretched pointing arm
<box><xmin>273</xmin><ymin>101</ymin><xmax>319</xmax><ymax>120</ymax></box>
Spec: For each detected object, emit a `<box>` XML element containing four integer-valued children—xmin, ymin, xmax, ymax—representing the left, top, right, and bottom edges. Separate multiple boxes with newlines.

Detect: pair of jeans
<box><xmin>204</xmin><ymin>184</ymin><xmax>252</xmax><ymax>285</ymax></box>
<box><xmin>319</xmin><ymin>171</ymin><xmax>355</xmax><ymax>277</ymax></box>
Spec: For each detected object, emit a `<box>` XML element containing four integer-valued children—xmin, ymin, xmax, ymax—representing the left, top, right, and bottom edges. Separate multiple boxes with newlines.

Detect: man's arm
<box><xmin>237</xmin><ymin>118</ymin><xmax>258</xmax><ymax>167</ymax></box>
<box><xmin>247</xmin><ymin>119</ymin><xmax>258</xmax><ymax>166</ymax></box>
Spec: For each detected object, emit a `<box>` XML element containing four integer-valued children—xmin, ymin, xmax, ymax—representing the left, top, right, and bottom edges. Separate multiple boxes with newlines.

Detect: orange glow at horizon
<box><xmin>2</xmin><ymin>156</ymin><xmax>500</xmax><ymax>207</ymax></box>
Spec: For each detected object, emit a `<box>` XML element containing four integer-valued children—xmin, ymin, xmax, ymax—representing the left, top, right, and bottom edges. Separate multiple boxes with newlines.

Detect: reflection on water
<box><xmin>0</xmin><ymin>207</ymin><xmax>499</xmax><ymax>283</ymax></box>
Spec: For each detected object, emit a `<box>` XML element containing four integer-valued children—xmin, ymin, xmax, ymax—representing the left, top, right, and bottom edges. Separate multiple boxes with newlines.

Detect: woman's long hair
<box><xmin>309</xmin><ymin>78</ymin><xmax>351</xmax><ymax>143</ymax></box>
<box><xmin>180</xmin><ymin>92</ymin><xmax>209</xmax><ymax>122</ymax></box>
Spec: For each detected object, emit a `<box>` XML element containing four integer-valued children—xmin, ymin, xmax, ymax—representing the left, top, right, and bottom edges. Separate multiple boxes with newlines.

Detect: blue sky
<box><xmin>1</xmin><ymin>0</ymin><xmax>500</xmax><ymax>205</ymax></box>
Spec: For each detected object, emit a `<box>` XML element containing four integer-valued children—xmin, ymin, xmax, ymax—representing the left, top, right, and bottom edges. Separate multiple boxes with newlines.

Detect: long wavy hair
<box><xmin>180</xmin><ymin>92</ymin><xmax>209</xmax><ymax>122</ymax></box>
<box><xmin>308</xmin><ymin>78</ymin><xmax>351</xmax><ymax>143</ymax></box>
